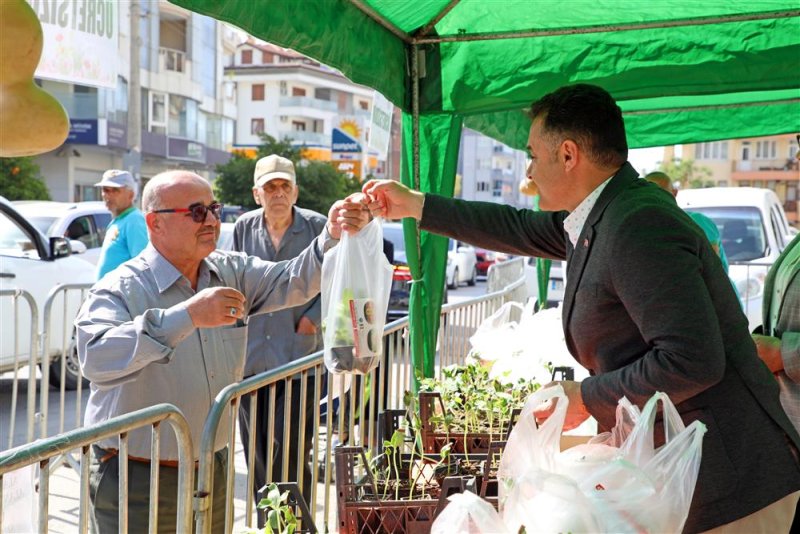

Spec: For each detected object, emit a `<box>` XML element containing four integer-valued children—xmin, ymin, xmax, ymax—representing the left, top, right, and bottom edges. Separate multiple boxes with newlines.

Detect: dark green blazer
<box><xmin>422</xmin><ymin>162</ymin><xmax>800</xmax><ymax>533</ymax></box>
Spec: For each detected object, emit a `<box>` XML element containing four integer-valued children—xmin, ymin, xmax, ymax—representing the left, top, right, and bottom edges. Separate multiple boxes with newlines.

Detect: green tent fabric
<box><xmin>171</xmin><ymin>0</ymin><xmax>800</xmax><ymax>385</ymax></box>
<box><xmin>399</xmin><ymin>112</ymin><xmax>462</xmax><ymax>381</ymax></box>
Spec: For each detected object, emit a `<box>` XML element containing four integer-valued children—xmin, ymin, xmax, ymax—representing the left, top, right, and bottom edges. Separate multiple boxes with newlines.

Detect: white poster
<box><xmin>27</xmin><ymin>0</ymin><xmax>119</xmax><ymax>88</ymax></box>
<box><xmin>1</xmin><ymin>464</ymin><xmax>38</xmax><ymax>533</ymax></box>
<box><xmin>368</xmin><ymin>91</ymin><xmax>393</xmax><ymax>159</ymax></box>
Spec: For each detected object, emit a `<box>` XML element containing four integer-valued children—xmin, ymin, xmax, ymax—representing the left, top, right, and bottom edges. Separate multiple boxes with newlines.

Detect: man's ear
<box><xmin>252</xmin><ymin>187</ymin><xmax>261</xmax><ymax>205</ymax></box>
<box><xmin>561</xmin><ymin>139</ymin><xmax>579</xmax><ymax>172</ymax></box>
<box><xmin>145</xmin><ymin>212</ymin><xmax>160</xmax><ymax>234</ymax></box>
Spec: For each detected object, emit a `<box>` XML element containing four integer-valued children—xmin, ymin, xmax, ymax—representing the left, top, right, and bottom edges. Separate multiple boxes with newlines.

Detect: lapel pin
<box><xmin>583</xmin><ymin>238</ymin><xmax>589</xmax><ymax>247</ymax></box>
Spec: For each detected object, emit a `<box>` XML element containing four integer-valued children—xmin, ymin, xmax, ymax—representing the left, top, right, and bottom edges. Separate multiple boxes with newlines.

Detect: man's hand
<box><xmin>362</xmin><ymin>179</ymin><xmax>425</xmax><ymax>220</ymax></box>
<box><xmin>186</xmin><ymin>287</ymin><xmax>246</xmax><ymax>328</ymax></box>
<box><xmin>753</xmin><ymin>334</ymin><xmax>784</xmax><ymax>373</ymax></box>
<box><xmin>327</xmin><ymin>194</ymin><xmax>370</xmax><ymax>239</ymax></box>
<box><xmin>533</xmin><ymin>381</ymin><xmax>591</xmax><ymax>431</ymax></box>
<box><xmin>296</xmin><ymin>316</ymin><xmax>318</xmax><ymax>335</ymax></box>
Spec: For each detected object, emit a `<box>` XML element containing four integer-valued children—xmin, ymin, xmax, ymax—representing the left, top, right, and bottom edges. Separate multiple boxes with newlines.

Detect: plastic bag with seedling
<box><xmin>321</xmin><ymin>218</ymin><xmax>393</xmax><ymax>374</ymax></box>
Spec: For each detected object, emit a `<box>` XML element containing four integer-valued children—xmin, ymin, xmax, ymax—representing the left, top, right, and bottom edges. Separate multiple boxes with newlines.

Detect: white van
<box><xmin>677</xmin><ymin>187</ymin><xmax>797</xmax><ymax>330</ymax></box>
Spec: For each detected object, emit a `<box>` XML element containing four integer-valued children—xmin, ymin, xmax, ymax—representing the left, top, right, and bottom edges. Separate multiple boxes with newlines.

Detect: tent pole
<box><xmin>410</xmin><ymin>42</ymin><xmax>424</xmax><ymax>392</ymax></box>
<box><xmin>415</xmin><ymin>9</ymin><xmax>800</xmax><ymax>44</ymax></box>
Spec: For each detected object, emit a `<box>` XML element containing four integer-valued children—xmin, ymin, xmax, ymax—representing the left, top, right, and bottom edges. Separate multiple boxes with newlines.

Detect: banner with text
<box><xmin>27</xmin><ymin>0</ymin><xmax>119</xmax><ymax>88</ymax></box>
<box><xmin>368</xmin><ymin>91</ymin><xmax>393</xmax><ymax>159</ymax></box>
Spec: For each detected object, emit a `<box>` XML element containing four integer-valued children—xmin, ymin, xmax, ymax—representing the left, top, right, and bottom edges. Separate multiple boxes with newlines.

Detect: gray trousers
<box><xmin>89</xmin><ymin>445</ymin><xmax>227</xmax><ymax>534</ymax></box>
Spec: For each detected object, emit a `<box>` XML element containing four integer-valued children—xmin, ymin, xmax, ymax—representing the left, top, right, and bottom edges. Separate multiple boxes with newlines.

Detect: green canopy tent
<box><xmin>172</xmin><ymin>0</ymin><xmax>800</xmax><ymax>386</ymax></box>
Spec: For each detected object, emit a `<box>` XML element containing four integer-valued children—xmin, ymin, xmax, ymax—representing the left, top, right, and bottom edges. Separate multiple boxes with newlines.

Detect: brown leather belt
<box><xmin>96</xmin><ymin>447</ymin><xmax>196</xmax><ymax>469</ymax></box>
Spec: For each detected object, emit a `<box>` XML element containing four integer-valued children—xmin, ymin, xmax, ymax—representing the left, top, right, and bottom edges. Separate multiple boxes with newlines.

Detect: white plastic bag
<box><xmin>321</xmin><ymin>218</ymin><xmax>393</xmax><ymax>374</ymax></box>
<box><xmin>499</xmin><ymin>386</ymin><xmax>706</xmax><ymax>534</ymax></box>
<box><xmin>431</xmin><ymin>492</ymin><xmax>509</xmax><ymax>534</ymax></box>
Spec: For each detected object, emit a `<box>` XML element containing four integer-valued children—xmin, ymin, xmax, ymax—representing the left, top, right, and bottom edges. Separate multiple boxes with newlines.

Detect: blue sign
<box><xmin>332</xmin><ymin>128</ymin><xmax>361</xmax><ymax>153</ymax></box>
<box><xmin>67</xmin><ymin>119</ymin><xmax>98</xmax><ymax>144</ymax></box>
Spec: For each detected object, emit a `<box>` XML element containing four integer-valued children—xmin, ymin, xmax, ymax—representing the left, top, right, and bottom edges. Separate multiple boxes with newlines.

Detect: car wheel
<box><xmin>467</xmin><ymin>266</ymin><xmax>477</xmax><ymax>287</ymax></box>
<box><xmin>47</xmin><ymin>336</ymin><xmax>89</xmax><ymax>390</ymax></box>
<box><xmin>447</xmin><ymin>267</ymin><xmax>458</xmax><ymax>289</ymax></box>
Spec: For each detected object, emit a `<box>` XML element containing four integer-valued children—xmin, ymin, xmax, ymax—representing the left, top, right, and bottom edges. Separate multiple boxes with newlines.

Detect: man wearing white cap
<box><xmin>233</xmin><ymin>154</ymin><xmax>326</xmax><ymax>516</ymax></box>
<box><xmin>94</xmin><ymin>169</ymin><xmax>148</xmax><ymax>280</ymax></box>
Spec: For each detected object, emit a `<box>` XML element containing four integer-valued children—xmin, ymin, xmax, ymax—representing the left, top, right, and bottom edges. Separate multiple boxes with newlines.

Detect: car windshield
<box><xmin>685</xmin><ymin>206</ymin><xmax>767</xmax><ymax>261</ymax></box>
<box><xmin>23</xmin><ymin>215</ymin><xmax>58</xmax><ymax>236</ymax></box>
<box><xmin>382</xmin><ymin>225</ymin><xmax>406</xmax><ymax>254</ymax></box>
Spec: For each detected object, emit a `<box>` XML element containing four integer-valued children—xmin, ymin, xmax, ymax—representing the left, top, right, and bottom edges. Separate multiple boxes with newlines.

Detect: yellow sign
<box><xmin>333</xmin><ymin>159</ymin><xmax>362</xmax><ymax>179</ymax></box>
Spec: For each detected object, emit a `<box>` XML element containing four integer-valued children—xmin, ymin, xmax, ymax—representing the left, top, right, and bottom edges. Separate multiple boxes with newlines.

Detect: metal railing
<box><xmin>1</xmin><ymin>289</ymin><xmax>38</xmax><ymax>448</ymax></box>
<box><xmin>0</xmin><ymin>404</ymin><xmax>194</xmax><ymax>533</ymax></box>
<box><xmin>2</xmin><ymin>268</ymin><xmax>525</xmax><ymax>532</ymax></box>
<box><xmin>39</xmin><ymin>284</ymin><xmax>93</xmax><ymax>442</ymax></box>
<box><xmin>194</xmin><ymin>267</ymin><xmax>526</xmax><ymax>532</ymax></box>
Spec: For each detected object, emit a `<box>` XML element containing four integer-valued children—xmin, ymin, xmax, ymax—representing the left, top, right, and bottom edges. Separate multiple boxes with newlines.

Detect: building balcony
<box><xmin>159</xmin><ymin>47</ymin><xmax>186</xmax><ymax>73</ymax></box>
<box><xmin>279</xmin><ymin>96</ymin><xmax>338</xmax><ymax>113</ymax></box>
<box><xmin>732</xmin><ymin>168</ymin><xmax>800</xmax><ymax>183</ymax></box>
<box><xmin>276</xmin><ymin>129</ymin><xmax>328</xmax><ymax>146</ymax></box>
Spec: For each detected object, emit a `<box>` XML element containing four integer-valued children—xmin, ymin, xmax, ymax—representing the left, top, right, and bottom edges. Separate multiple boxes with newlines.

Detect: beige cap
<box><xmin>254</xmin><ymin>155</ymin><xmax>296</xmax><ymax>187</ymax></box>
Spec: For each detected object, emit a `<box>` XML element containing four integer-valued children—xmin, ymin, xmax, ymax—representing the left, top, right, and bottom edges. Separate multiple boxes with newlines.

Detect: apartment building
<box><xmin>673</xmin><ymin>134</ymin><xmax>800</xmax><ymax>223</ymax></box>
<box><xmin>226</xmin><ymin>40</ymin><xmax>394</xmax><ymax>180</ymax></box>
<box><xmin>30</xmin><ymin>0</ymin><xmax>238</xmax><ymax>201</ymax></box>
<box><xmin>458</xmin><ymin>128</ymin><xmax>532</xmax><ymax>207</ymax></box>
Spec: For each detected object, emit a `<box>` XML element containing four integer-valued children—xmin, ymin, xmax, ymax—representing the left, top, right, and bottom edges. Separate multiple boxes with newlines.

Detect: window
<box><xmin>280</xmin><ymin>82</ymin><xmax>287</xmax><ymax>96</ymax></box>
<box><xmin>65</xmin><ymin>216</ymin><xmax>101</xmax><ymax>249</ymax></box>
<box><xmin>696</xmin><ymin>141</ymin><xmax>729</xmax><ymax>161</ymax></box>
<box><xmin>149</xmin><ymin>91</ymin><xmax>167</xmax><ymax>135</ymax></box>
<box><xmin>241</xmin><ymin>49</ymin><xmax>252</xmax><ymax>64</ymax></box>
<box><xmin>251</xmin><ymin>84</ymin><xmax>265</xmax><ymax>101</ymax></box>
<box><xmin>292</xmin><ymin>87</ymin><xmax>306</xmax><ymax>97</ymax></box>
<box><xmin>168</xmin><ymin>95</ymin><xmax>197</xmax><ymax>139</ymax></box>
<box><xmin>0</xmin><ymin>210</ymin><xmax>40</xmax><ymax>259</ymax></box>
<box><xmin>251</xmin><ymin>118</ymin><xmax>264</xmax><ymax>135</ymax></box>
<box><xmin>756</xmin><ymin>140</ymin><xmax>778</xmax><ymax>160</ymax></box>
<box><xmin>93</xmin><ymin>213</ymin><xmax>111</xmax><ymax>242</ymax></box>
<box><xmin>477</xmin><ymin>181</ymin><xmax>489</xmax><ymax>192</ymax></box>
<box><xmin>291</xmin><ymin>121</ymin><xmax>306</xmax><ymax>131</ymax></box>
<box><xmin>358</xmin><ymin>100</ymin><xmax>369</xmax><ymax>111</ymax></box>
<box><xmin>685</xmin><ymin>206</ymin><xmax>766</xmax><ymax>261</ymax></box>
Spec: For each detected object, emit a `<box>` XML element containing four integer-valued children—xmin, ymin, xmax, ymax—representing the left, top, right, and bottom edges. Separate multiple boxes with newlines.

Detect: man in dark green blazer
<box><xmin>363</xmin><ymin>84</ymin><xmax>800</xmax><ymax>533</ymax></box>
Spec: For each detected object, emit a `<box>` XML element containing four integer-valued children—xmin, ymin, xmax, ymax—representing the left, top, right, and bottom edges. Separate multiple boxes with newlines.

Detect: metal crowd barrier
<box><xmin>1</xmin><ymin>267</ymin><xmax>525</xmax><ymax>532</ymax></box>
<box><xmin>1</xmin><ymin>284</ymin><xmax>93</xmax><ymax>453</ymax></box>
<box><xmin>194</xmin><ymin>267</ymin><xmax>527</xmax><ymax>533</ymax></box>
<box><xmin>0</xmin><ymin>403</ymin><xmax>194</xmax><ymax>533</ymax></box>
<box><xmin>0</xmin><ymin>289</ymin><xmax>38</xmax><ymax>449</ymax></box>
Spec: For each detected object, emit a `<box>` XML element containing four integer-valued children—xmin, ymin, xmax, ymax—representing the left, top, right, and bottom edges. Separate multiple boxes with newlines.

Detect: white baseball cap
<box><xmin>254</xmin><ymin>155</ymin><xmax>296</xmax><ymax>187</ymax></box>
<box><xmin>95</xmin><ymin>169</ymin><xmax>137</xmax><ymax>196</ymax></box>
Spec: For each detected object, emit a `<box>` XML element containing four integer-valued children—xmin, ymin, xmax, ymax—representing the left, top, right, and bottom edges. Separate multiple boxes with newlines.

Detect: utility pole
<box><xmin>125</xmin><ymin>0</ymin><xmax>143</xmax><ymax>201</ymax></box>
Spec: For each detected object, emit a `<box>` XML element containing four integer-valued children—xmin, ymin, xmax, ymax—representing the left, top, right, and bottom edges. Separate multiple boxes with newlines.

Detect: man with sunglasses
<box><xmin>232</xmin><ymin>154</ymin><xmax>327</xmax><ymax>518</ymax></box>
<box><xmin>94</xmin><ymin>169</ymin><xmax>149</xmax><ymax>280</ymax></box>
<box><xmin>75</xmin><ymin>170</ymin><xmax>369</xmax><ymax>533</ymax></box>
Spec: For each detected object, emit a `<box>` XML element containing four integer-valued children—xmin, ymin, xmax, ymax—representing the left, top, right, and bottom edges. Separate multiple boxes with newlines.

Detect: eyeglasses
<box><xmin>152</xmin><ymin>202</ymin><xmax>223</xmax><ymax>223</ymax></box>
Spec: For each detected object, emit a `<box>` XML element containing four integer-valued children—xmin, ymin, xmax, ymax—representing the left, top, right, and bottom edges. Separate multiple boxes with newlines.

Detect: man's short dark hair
<box><xmin>529</xmin><ymin>84</ymin><xmax>628</xmax><ymax>168</ymax></box>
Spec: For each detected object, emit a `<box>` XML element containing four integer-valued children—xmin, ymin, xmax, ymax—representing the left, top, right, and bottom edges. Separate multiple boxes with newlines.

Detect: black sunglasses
<box><xmin>152</xmin><ymin>202</ymin><xmax>223</xmax><ymax>223</ymax></box>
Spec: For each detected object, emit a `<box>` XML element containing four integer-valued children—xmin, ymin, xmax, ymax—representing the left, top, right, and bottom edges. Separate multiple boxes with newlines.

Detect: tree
<box><xmin>656</xmin><ymin>157</ymin><xmax>714</xmax><ymax>190</ymax></box>
<box><xmin>0</xmin><ymin>156</ymin><xmax>51</xmax><ymax>200</ymax></box>
<box><xmin>296</xmin><ymin>161</ymin><xmax>361</xmax><ymax>214</ymax></box>
<box><xmin>214</xmin><ymin>134</ymin><xmax>361</xmax><ymax>213</ymax></box>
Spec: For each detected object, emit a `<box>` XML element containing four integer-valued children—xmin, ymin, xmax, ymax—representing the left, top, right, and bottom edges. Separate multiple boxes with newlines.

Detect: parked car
<box><xmin>383</xmin><ymin>222</ymin><xmax>449</xmax><ymax>320</ymax></box>
<box><xmin>446</xmin><ymin>239</ymin><xmax>478</xmax><ymax>289</ymax></box>
<box><xmin>12</xmin><ymin>200</ymin><xmax>111</xmax><ymax>265</ymax></box>
<box><xmin>677</xmin><ymin>187</ymin><xmax>797</xmax><ymax>330</ymax></box>
<box><xmin>0</xmin><ymin>196</ymin><xmax>97</xmax><ymax>389</ymax></box>
<box><xmin>220</xmin><ymin>205</ymin><xmax>246</xmax><ymax>223</ymax></box>
<box><xmin>474</xmin><ymin>248</ymin><xmax>510</xmax><ymax>278</ymax></box>
<box><xmin>525</xmin><ymin>258</ymin><xmax>566</xmax><ymax>307</ymax></box>
<box><xmin>216</xmin><ymin>222</ymin><xmax>235</xmax><ymax>251</ymax></box>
